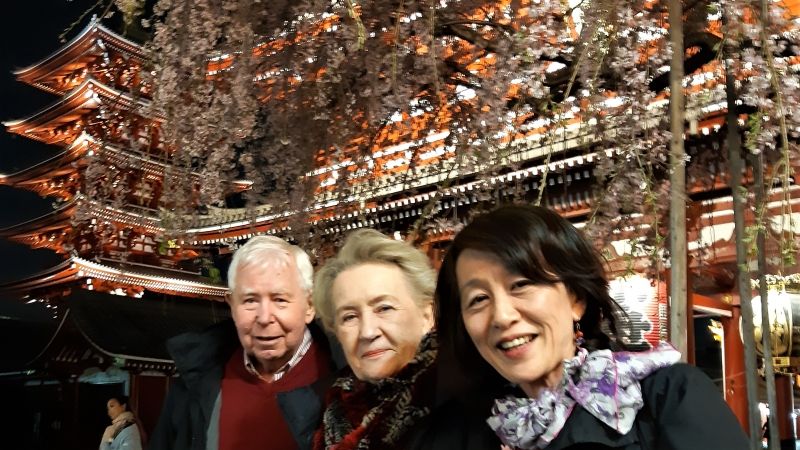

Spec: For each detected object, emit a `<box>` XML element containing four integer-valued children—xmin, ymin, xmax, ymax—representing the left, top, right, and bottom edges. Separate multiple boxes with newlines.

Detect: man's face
<box><xmin>228</xmin><ymin>257</ymin><xmax>314</xmax><ymax>376</ymax></box>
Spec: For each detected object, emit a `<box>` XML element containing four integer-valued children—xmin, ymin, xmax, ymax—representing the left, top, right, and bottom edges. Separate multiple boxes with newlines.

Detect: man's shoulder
<box><xmin>168</xmin><ymin>320</ymin><xmax>236</xmax><ymax>350</ymax></box>
<box><xmin>308</xmin><ymin>321</ymin><xmax>347</xmax><ymax>371</ymax></box>
<box><xmin>167</xmin><ymin>319</ymin><xmax>239</xmax><ymax>376</ymax></box>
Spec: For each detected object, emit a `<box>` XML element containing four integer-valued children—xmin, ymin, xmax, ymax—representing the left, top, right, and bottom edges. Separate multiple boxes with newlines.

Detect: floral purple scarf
<box><xmin>487</xmin><ymin>342</ymin><xmax>681</xmax><ymax>450</ymax></box>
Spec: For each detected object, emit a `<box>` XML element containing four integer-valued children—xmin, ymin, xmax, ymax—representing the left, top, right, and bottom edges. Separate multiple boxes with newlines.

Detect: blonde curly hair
<box><xmin>313</xmin><ymin>229</ymin><xmax>435</xmax><ymax>331</ymax></box>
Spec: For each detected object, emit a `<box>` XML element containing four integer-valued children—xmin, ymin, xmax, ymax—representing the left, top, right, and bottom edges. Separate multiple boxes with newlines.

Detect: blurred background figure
<box><xmin>99</xmin><ymin>395</ymin><xmax>142</xmax><ymax>450</ymax></box>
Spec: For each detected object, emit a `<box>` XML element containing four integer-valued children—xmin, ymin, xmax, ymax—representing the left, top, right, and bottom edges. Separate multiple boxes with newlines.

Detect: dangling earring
<box><xmin>574</xmin><ymin>321</ymin><xmax>585</xmax><ymax>347</ymax></box>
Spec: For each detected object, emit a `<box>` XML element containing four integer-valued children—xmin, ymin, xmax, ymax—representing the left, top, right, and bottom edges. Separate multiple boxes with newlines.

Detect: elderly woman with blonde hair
<box><xmin>311</xmin><ymin>229</ymin><xmax>438</xmax><ymax>450</ymax></box>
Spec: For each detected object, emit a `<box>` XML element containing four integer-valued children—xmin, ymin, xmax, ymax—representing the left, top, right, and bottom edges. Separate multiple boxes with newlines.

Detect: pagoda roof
<box><xmin>0</xmin><ymin>137</ymin><xmax>87</xmax><ymax>197</ymax></box>
<box><xmin>0</xmin><ymin>256</ymin><xmax>226</xmax><ymax>300</ymax></box>
<box><xmin>0</xmin><ymin>133</ymin><xmax>177</xmax><ymax>198</ymax></box>
<box><xmin>13</xmin><ymin>18</ymin><xmax>144</xmax><ymax>95</ymax></box>
<box><xmin>0</xmin><ymin>196</ymin><xmax>163</xmax><ymax>246</ymax></box>
<box><xmin>3</xmin><ymin>78</ymin><xmax>153</xmax><ymax>146</ymax></box>
<box><xmin>0</xmin><ymin>199</ymin><xmax>75</xmax><ymax>240</ymax></box>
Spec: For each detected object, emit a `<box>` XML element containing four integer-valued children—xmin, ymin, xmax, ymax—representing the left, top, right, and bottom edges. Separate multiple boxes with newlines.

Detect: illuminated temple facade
<box><xmin>2</xmin><ymin>9</ymin><xmax>800</xmax><ymax>442</ymax></box>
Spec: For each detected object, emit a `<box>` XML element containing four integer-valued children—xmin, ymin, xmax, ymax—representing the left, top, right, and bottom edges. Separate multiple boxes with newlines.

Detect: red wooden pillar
<box><xmin>775</xmin><ymin>374</ymin><xmax>796</xmax><ymax>446</ymax></box>
<box><xmin>686</xmin><ymin>266</ymin><xmax>695</xmax><ymax>364</ymax></box>
<box><xmin>722</xmin><ymin>305</ymin><xmax>750</xmax><ymax>433</ymax></box>
<box><xmin>130</xmin><ymin>374</ymin><xmax>171</xmax><ymax>440</ymax></box>
<box><xmin>129</xmin><ymin>373</ymin><xmax>140</xmax><ymax>413</ymax></box>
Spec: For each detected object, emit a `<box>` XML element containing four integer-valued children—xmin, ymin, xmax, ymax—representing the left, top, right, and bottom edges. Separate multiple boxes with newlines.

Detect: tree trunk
<box><xmin>724</xmin><ymin>5</ymin><xmax>762</xmax><ymax>443</ymax></box>
<box><xmin>753</xmin><ymin>151</ymin><xmax>780</xmax><ymax>450</ymax></box>
<box><xmin>668</xmin><ymin>0</ymin><xmax>688</xmax><ymax>361</ymax></box>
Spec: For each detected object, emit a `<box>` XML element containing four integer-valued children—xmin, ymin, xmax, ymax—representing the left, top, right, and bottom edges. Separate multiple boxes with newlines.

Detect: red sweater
<box><xmin>218</xmin><ymin>341</ymin><xmax>328</xmax><ymax>450</ymax></box>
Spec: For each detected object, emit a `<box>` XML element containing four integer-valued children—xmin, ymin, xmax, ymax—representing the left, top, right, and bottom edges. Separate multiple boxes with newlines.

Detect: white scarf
<box><xmin>101</xmin><ymin>411</ymin><xmax>135</xmax><ymax>445</ymax></box>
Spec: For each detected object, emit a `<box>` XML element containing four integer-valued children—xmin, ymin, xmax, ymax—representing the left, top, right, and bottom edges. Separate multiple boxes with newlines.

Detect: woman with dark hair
<box><xmin>99</xmin><ymin>395</ymin><xmax>143</xmax><ymax>450</ymax></box>
<box><xmin>435</xmin><ymin>205</ymin><xmax>748</xmax><ymax>450</ymax></box>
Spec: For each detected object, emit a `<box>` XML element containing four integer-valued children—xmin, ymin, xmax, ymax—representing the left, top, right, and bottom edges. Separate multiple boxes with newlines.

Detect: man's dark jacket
<box><xmin>148</xmin><ymin>320</ymin><xmax>342</xmax><ymax>450</ymax></box>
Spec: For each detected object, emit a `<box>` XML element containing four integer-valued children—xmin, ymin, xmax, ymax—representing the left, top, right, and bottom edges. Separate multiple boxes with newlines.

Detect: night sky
<box><xmin>0</xmin><ymin>1</ymin><xmax>109</xmax><ymax>284</ymax></box>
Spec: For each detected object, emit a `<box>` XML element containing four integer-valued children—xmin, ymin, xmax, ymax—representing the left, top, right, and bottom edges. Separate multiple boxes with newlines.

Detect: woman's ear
<box><xmin>571</xmin><ymin>296</ymin><xmax>587</xmax><ymax>321</ymax></box>
<box><xmin>421</xmin><ymin>300</ymin><xmax>435</xmax><ymax>334</ymax></box>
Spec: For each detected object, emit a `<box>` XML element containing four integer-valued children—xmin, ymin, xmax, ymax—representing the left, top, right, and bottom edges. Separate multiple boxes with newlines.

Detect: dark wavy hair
<box><xmin>435</xmin><ymin>205</ymin><xmax>624</xmax><ymax>395</ymax></box>
<box><xmin>109</xmin><ymin>395</ymin><xmax>130</xmax><ymax>410</ymax></box>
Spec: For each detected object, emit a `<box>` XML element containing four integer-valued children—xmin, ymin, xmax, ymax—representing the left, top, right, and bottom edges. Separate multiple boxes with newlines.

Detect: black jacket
<box><xmin>414</xmin><ymin>363</ymin><xmax>748</xmax><ymax>450</ymax></box>
<box><xmin>545</xmin><ymin>364</ymin><xmax>749</xmax><ymax>450</ymax></box>
<box><xmin>408</xmin><ymin>397</ymin><xmax>501</xmax><ymax>450</ymax></box>
<box><xmin>148</xmin><ymin>320</ymin><xmax>343</xmax><ymax>450</ymax></box>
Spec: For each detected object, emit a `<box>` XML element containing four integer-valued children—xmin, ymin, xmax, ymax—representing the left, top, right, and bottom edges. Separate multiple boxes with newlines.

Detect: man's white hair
<box><xmin>227</xmin><ymin>235</ymin><xmax>313</xmax><ymax>294</ymax></box>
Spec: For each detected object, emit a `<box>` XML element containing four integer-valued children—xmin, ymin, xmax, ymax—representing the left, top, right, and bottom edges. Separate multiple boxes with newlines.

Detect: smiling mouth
<box><xmin>362</xmin><ymin>349</ymin><xmax>388</xmax><ymax>358</ymax></box>
<box><xmin>497</xmin><ymin>335</ymin><xmax>536</xmax><ymax>351</ymax></box>
<box><xmin>255</xmin><ymin>336</ymin><xmax>281</xmax><ymax>342</ymax></box>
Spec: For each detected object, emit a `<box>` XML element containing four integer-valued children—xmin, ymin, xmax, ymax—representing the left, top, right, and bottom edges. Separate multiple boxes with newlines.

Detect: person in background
<box><xmin>100</xmin><ymin>395</ymin><xmax>142</xmax><ymax>450</ymax></box>
<box><xmin>311</xmin><ymin>229</ymin><xmax>438</xmax><ymax>450</ymax></box>
<box><xmin>435</xmin><ymin>205</ymin><xmax>749</xmax><ymax>450</ymax></box>
<box><xmin>149</xmin><ymin>236</ymin><xmax>342</xmax><ymax>450</ymax></box>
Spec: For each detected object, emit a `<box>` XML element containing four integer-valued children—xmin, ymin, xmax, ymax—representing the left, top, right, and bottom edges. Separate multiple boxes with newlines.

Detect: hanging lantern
<box><xmin>608</xmin><ymin>275</ymin><xmax>665</xmax><ymax>351</ymax></box>
<box><xmin>749</xmin><ymin>291</ymin><xmax>797</xmax><ymax>357</ymax></box>
<box><xmin>742</xmin><ymin>281</ymin><xmax>800</xmax><ymax>370</ymax></box>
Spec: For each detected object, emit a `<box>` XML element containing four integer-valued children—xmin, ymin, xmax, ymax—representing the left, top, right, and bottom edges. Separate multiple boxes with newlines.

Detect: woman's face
<box><xmin>456</xmin><ymin>249</ymin><xmax>585</xmax><ymax>396</ymax></box>
<box><xmin>107</xmin><ymin>399</ymin><xmax>126</xmax><ymax>420</ymax></box>
<box><xmin>331</xmin><ymin>262</ymin><xmax>434</xmax><ymax>383</ymax></box>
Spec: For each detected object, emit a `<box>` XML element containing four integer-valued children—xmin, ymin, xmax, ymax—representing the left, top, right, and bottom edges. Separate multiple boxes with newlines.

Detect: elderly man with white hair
<box><xmin>150</xmin><ymin>236</ymin><xmax>342</xmax><ymax>450</ymax></box>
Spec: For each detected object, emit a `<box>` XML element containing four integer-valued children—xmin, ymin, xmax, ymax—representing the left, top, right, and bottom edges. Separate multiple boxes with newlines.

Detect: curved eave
<box><xmin>75</xmin><ymin>324</ymin><xmax>174</xmax><ymax>366</ymax></box>
<box><xmin>188</xmin><ymin>151</ymin><xmax>598</xmax><ymax>244</ymax></box>
<box><xmin>3</xmin><ymin>78</ymin><xmax>154</xmax><ymax>144</ymax></box>
<box><xmin>0</xmin><ymin>136</ymin><xmax>89</xmax><ymax>187</ymax></box>
<box><xmin>81</xmin><ymin>135</ymin><xmax>181</xmax><ymax>178</ymax></box>
<box><xmin>0</xmin><ymin>257</ymin><xmax>226</xmax><ymax>300</ymax></box>
<box><xmin>14</xmin><ymin>18</ymin><xmax>144</xmax><ymax>93</ymax></box>
<box><xmin>0</xmin><ymin>195</ymin><xmax>163</xmax><ymax>239</ymax></box>
<box><xmin>74</xmin><ymin>257</ymin><xmax>226</xmax><ymax>300</ymax></box>
<box><xmin>0</xmin><ymin>200</ymin><xmax>75</xmax><ymax>238</ymax></box>
<box><xmin>79</xmin><ymin>198</ymin><xmax>164</xmax><ymax>234</ymax></box>
<box><xmin>0</xmin><ymin>259</ymin><xmax>79</xmax><ymax>293</ymax></box>
<box><xmin>0</xmin><ymin>132</ymin><xmax>181</xmax><ymax>187</ymax></box>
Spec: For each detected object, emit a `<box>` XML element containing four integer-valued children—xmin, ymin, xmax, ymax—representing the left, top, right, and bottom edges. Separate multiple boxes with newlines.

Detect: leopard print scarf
<box><xmin>314</xmin><ymin>332</ymin><xmax>438</xmax><ymax>450</ymax></box>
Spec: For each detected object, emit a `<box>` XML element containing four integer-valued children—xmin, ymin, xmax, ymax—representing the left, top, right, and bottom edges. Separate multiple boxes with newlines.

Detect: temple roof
<box><xmin>0</xmin><ymin>137</ymin><xmax>86</xmax><ymax>198</ymax></box>
<box><xmin>13</xmin><ymin>17</ymin><xmax>144</xmax><ymax>95</ymax></box>
<box><xmin>0</xmin><ymin>133</ymin><xmax>176</xmax><ymax>199</ymax></box>
<box><xmin>0</xmin><ymin>290</ymin><xmax>229</xmax><ymax>376</ymax></box>
<box><xmin>0</xmin><ymin>296</ymin><xmax>61</xmax><ymax>373</ymax></box>
<box><xmin>0</xmin><ymin>256</ymin><xmax>226</xmax><ymax>300</ymax></box>
<box><xmin>188</xmin><ymin>151</ymin><xmax>598</xmax><ymax>244</ymax></box>
<box><xmin>67</xmin><ymin>289</ymin><xmax>228</xmax><ymax>365</ymax></box>
<box><xmin>0</xmin><ymin>194</ymin><xmax>163</xmax><ymax>243</ymax></box>
<box><xmin>0</xmin><ymin>199</ymin><xmax>75</xmax><ymax>249</ymax></box>
<box><xmin>3</xmin><ymin>78</ymin><xmax>153</xmax><ymax>146</ymax></box>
